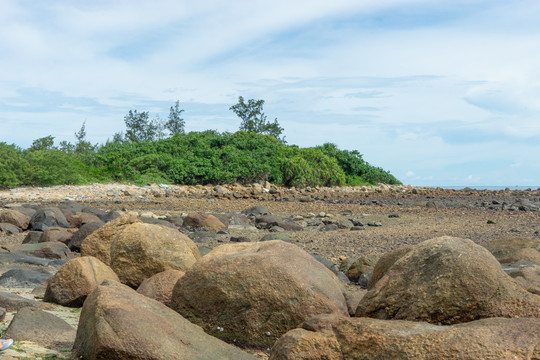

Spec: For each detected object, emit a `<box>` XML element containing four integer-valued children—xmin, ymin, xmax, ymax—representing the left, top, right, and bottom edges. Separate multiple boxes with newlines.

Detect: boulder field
<box><xmin>0</xmin><ymin>195</ymin><xmax>538</xmax><ymax>359</ymax></box>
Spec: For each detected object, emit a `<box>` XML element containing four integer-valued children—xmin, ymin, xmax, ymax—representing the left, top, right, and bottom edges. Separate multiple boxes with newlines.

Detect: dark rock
<box><xmin>350</xmin><ymin>226</ymin><xmax>365</xmax><ymax>231</ymax></box>
<box><xmin>230</xmin><ymin>236</ymin><xmax>251</xmax><ymax>243</ymax></box>
<box><xmin>30</xmin><ymin>207</ymin><xmax>69</xmax><ymax>231</ymax></box>
<box><xmin>139</xmin><ymin>217</ymin><xmax>177</xmax><ymax>229</ymax></box>
<box><xmin>22</xmin><ymin>231</ymin><xmax>43</xmax><ymax>244</ymax></box>
<box><xmin>388</xmin><ymin>213</ymin><xmax>400</xmax><ymax>218</ymax></box>
<box><xmin>0</xmin><ymin>291</ymin><xmax>52</xmax><ymax>311</ymax></box>
<box><xmin>4</xmin><ymin>307</ymin><xmax>76</xmax><ymax>349</ymax></box>
<box><xmin>39</xmin><ymin>227</ymin><xmax>77</xmax><ymax>244</ymax></box>
<box><xmin>367</xmin><ymin>222</ymin><xmax>382</xmax><ymax>227</ymax></box>
<box><xmin>0</xmin><ymin>223</ymin><xmax>21</xmax><ymax>235</ymax></box>
<box><xmin>0</xmin><ymin>252</ymin><xmax>51</xmax><ymax>267</ymax></box>
<box><xmin>0</xmin><ymin>269</ymin><xmax>51</xmax><ymax>288</ymax></box>
<box><xmin>68</xmin><ymin>222</ymin><xmax>103</xmax><ymax>252</ymax></box>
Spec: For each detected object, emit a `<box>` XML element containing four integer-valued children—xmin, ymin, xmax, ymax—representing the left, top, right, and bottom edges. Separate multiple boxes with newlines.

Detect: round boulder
<box><xmin>137</xmin><ymin>269</ymin><xmax>185</xmax><ymax>306</ymax></box>
<box><xmin>170</xmin><ymin>240</ymin><xmax>348</xmax><ymax>348</ymax></box>
<box><xmin>44</xmin><ymin>256</ymin><xmax>119</xmax><ymax>307</ymax></box>
<box><xmin>356</xmin><ymin>236</ymin><xmax>540</xmax><ymax>324</ymax></box>
<box><xmin>110</xmin><ymin>223</ymin><xmax>201</xmax><ymax>288</ymax></box>
<box><xmin>0</xmin><ymin>209</ymin><xmax>31</xmax><ymax>230</ymax></box>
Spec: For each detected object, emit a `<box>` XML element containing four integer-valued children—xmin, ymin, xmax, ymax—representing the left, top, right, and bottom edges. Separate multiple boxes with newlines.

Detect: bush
<box><xmin>25</xmin><ymin>150</ymin><xmax>84</xmax><ymax>186</ymax></box>
<box><xmin>0</xmin><ymin>143</ymin><xmax>29</xmax><ymax>188</ymax></box>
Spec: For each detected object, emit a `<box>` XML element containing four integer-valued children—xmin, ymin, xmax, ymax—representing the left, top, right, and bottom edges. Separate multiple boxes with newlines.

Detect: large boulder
<box><xmin>110</xmin><ymin>223</ymin><xmax>201</xmax><ymax>288</ymax></box>
<box><xmin>44</xmin><ymin>256</ymin><xmax>119</xmax><ymax>307</ymax></box>
<box><xmin>80</xmin><ymin>213</ymin><xmax>140</xmax><ymax>265</ymax></box>
<box><xmin>356</xmin><ymin>236</ymin><xmax>540</xmax><ymax>324</ymax></box>
<box><xmin>367</xmin><ymin>245</ymin><xmax>413</xmax><ymax>289</ymax></box>
<box><xmin>483</xmin><ymin>237</ymin><xmax>540</xmax><ymax>261</ymax></box>
<box><xmin>0</xmin><ymin>209</ymin><xmax>31</xmax><ymax>230</ymax></box>
<box><xmin>170</xmin><ymin>240</ymin><xmax>348</xmax><ymax>348</ymax></box>
<box><xmin>270</xmin><ymin>314</ymin><xmax>540</xmax><ymax>360</ymax></box>
<box><xmin>68</xmin><ymin>221</ymin><xmax>103</xmax><ymax>251</ymax></box>
<box><xmin>183</xmin><ymin>212</ymin><xmax>227</xmax><ymax>232</ymax></box>
<box><xmin>0</xmin><ymin>292</ymin><xmax>52</xmax><ymax>311</ymax></box>
<box><xmin>3</xmin><ymin>307</ymin><xmax>76</xmax><ymax>349</ymax></box>
<box><xmin>137</xmin><ymin>269</ymin><xmax>185</xmax><ymax>306</ymax></box>
<box><xmin>500</xmin><ymin>247</ymin><xmax>540</xmax><ymax>264</ymax></box>
<box><xmin>0</xmin><ymin>269</ymin><xmax>51</xmax><ymax>288</ymax></box>
<box><xmin>39</xmin><ymin>227</ymin><xmax>77</xmax><ymax>244</ymax></box>
<box><xmin>72</xmin><ymin>280</ymin><xmax>256</xmax><ymax>360</ymax></box>
<box><xmin>30</xmin><ymin>207</ymin><xmax>69</xmax><ymax>231</ymax></box>
<box><xmin>509</xmin><ymin>265</ymin><xmax>540</xmax><ymax>295</ymax></box>
<box><xmin>66</xmin><ymin>212</ymin><xmax>102</xmax><ymax>228</ymax></box>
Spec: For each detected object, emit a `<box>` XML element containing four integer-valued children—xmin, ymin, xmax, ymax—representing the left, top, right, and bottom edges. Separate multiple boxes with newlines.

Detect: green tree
<box><xmin>28</xmin><ymin>135</ymin><xmax>55</xmax><ymax>152</ymax></box>
<box><xmin>230</xmin><ymin>96</ymin><xmax>284</xmax><ymax>142</ymax></box>
<box><xmin>166</xmin><ymin>100</ymin><xmax>185</xmax><ymax>135</ymax></box>
<box><xmin>124</xmin><ymin>110</ymin><xmax>158</xmax><ymax>142</ymax></box>
<box><xmin>74</xmin><ymin>121</ymin><xmax>95</xmax><ymax>154</ymax></box>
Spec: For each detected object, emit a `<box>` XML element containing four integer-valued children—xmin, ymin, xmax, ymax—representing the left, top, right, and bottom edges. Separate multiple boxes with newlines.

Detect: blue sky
<box><xmin>1</xmin><ymin>0</ymin><xmax>540</xmax><ymax>187</ymax></box>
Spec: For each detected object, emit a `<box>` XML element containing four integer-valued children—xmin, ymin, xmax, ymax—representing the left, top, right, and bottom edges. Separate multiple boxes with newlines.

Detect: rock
<box><xmin>260</xmin><ymin>233</ymin><xmax>293</xmax><ymax>242</ymax></box>
<box><xmin>22</xmin><ymin>231</ymin><xmax>43</xmax><ymax>244</ymax></box>
<box><xmin>388</xmin><ymin>213</ymin><xmax>400</xmax><ymax>218</ymax></box>
<box><xmin>500</xmin><ymin>247</ymin><xmax>540</xmax><ymax>264</ymax></box>
<box><xmin>242</xmin><ymin>206</ymin><xmax>271</xmax><ymax>216</ymax></box>
<box><xmin>0</xmin><ymin>252</ymin><xmax>52</xmax><ymax>267</ymax></box>
<box><xmin>80</xmin><ymin>213</ymin><xmax>140</xmax><ymax>265</ymax></box>
<box><xmin>0</xmin><ymin>223</ymin><xmax>21</xmax><ymax>235</ymax></box>
<box><xmin>110</xmin><ymin>223</ymin><xmax>201</xmax><ymax>288</ymax></box>
<box><xmin>344</xmin><ymin>254</ymin><xmax>379</xmax><ymax>284</ymax></box>
<box><xmin>367</xmin><ymin>221</ymin><xmax>382</xmax><ymax>227</ymax></box>
<box><xmin>0</xmin><ymin>291</ymin><xmax>52</xmax><ymax>311</ymax></box>
<box><xmin>30</xmin><ymin>207</ymin><xmax>69</xmax><ymax>231</ymax></box>
<box><xmin>270</xmin><ymin>314</ymin><xmax>540</xmax><ymax>360</ymax></box>
<box><xmin>0</xmin><ymin>269</ymin><xmax>51</xmax><ymax>288</ymax></box>
<box><xmin>0</xmin><ymin>209</ymin><xmax>31</xmax><ymax>230</ymax></box>
<box><xmin>320</xmin><ymin>224</ymin><xmax>339</xmax><ymax>232</ymax></box>
<box><xmin>509</xmin><ymin>265</ymin><xmax>540</xmax><ymax>295</ymax></box>
<box><xmin>356</xmin><ymin>236</ymin><xmax>540</xmax><ymax>324</ymax></box>
<box><xmin>39</xmin><ymin>226</ymin><xmax>77</xmax><ymax>244</ymax></box>
<box><xmin>4</xmin><ymin>242</ymin><xmax>72</xmax><ymax>260</ymax></box>
<box><xmin>367</xmin><ymin>245</ymin><xmax>414</xmax><ymax>290</ymax></box>
<box><xmin>342</xmin><ymin>287</ymin><xmax>367</xmax><ymax>316</ymax></box>
<box><xmin>66</xmin><ymin>212</ymin><xmax>102</xmax><ymax>228</ymax></box>
<box><xmin>483</xmin><ymin>237</ymin><xmax>540</xmax><ymax>261</ymax></box>
<box><xmin>183</xmin><ymin>212</ymin><xmax>226</xmax><ymax>232</ymax></box>
<box><xmin>44</xmin><ymin>256</ymin><xmax>119</xmax><ymax>307</ymax></box>
<box><xmin>0</xmin><ymin>307</ymin><xmax>5</xmax><ymax>322</ymax></box>
<box><xmin>137</xmin><ymin>269</ymin><xmax>185</xmax><ymax>306</ymax></box>
<box><xmin>4</xmin><ymin>307</ymin><xmax>76</xmax><ymax>349</ymax></box>
<box><xmin>188</xmin><ymin>231</ymin><xmax>218</xmax><ymax>243</ymax></box>
<box><xmin>230</xmin><ymin>236</ymin><xmax>251</xmax><ymax>243</ymax></box>
<box><xmin>140</xmin><ymin>216</ymin><xmax>178</xmax><ymax>229</ymax></box>
<box><xmin>81</xmin><ymin>206</ymin><xmax>109</xmax><ymax>221</ymax></box>
<box><xmin>170</xmin><ymin>240</ymin><xmax>348</xmax><ymax>348</ymax></box>
<box><xmin>68</xmin><ymin>221</ymin><xmax>103</xmax><ymax>251</ymax></box>
<box><xmin>72</xmin><ymin>280</ymin><xmax>256</xmax><ymax>360</ymax></box>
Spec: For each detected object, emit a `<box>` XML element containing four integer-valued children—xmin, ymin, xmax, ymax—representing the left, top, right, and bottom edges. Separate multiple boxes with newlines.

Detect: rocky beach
<box><xmin>0</xmin><ymin>183</ymin><xmax>539</xmax><ymax>359</ymax></box>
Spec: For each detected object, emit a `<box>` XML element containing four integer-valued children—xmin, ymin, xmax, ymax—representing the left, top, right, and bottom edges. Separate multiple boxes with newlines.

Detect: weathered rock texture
<box><xmin>110</xmin><ymin>222</ymin><xmax>200</xmax><ymax>288</ymax></box>
<box><xmin>270</xmin><ymin>314</ymin><xmax>540</xmax><ymax>360</ymax></box>
<box><xmin>137</xmin><ymin>269</ymin><xmax>185</xmax><ymax>306</ymax></box>
<box><xmin>72</xmin><ymin>280</ymin><xmax>256</xmax><ymax>360</ymax></box>
<box><xmin>44</xmin><ymin>256</ymin><xmax>119</xmax><ymax>307</ymax></box>
<box><xmin>356</xmin><ymin>236</ymin><xmax>540</xmax><ymax>324</ymax></box>
<box><xmin>170</xmin><ymin>240</ymin><xmax>348</xmax><ymax>348</ymax></box>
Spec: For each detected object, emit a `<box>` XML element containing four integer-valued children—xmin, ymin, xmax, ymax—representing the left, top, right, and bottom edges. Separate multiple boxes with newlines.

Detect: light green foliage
<box><xmin>0</xmin><ymin>142</ymin><xmax>29</xmax><ymax>187</ymax></box>
<box><xmin>28</xmin><ymin>135</ymin><xmax>55</xmax><ymax>152</ymax></box>
<box><xmin>230</xmin><ymin>96</ymin><xmax>284</xmax><ymax>142</ymax></box>
<box><xmin>166</xmin><ymin>100</ymin><xmax>185</xmax><ymax>135</ymax></box>
<box><xmin>124</xmin><ymin>110</ymin><xmax>159</xmax><ymax>142</ymax></box>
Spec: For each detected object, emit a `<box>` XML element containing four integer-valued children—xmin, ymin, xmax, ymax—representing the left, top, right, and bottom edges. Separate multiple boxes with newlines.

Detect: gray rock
<box><xmin>0</xmin><ymin>222</ymin><xmax>21</xmax><ymax>235</ymax></box>
<box><xmin>22</xmin><ymin>231</ymin><xmax>43</xmax><ymax>244</ymax></box>
<box><xmin>4</xmin><ymin>242</ymin><xmax>72</xmax><ymax>260</ymax></box>
<box><xmin>261</xmin><ymin>234</ymin><xmax>293</xmax><ymax>242</ymax></box>
<box><xmin>68</xmin><ymin>222</ymin><xmax>103</xmax><ymax>252</ymax></box>
<box><xmin>188</xmin><ymin>231</ymin><xmax>218</xmax><ymax>243</ymax></box>
<box><xmin>243</xmin><ymin>206</ymin><xmax>271</xmax><ymax>216</ymax></box>
<box><xmin>230</xmin><ymin>236</ymin><xmax>251</xmax><ymax>243</ymax></box>
<box><xmin>139</xmin><ymin>217</ymin><xmax>177</xmax><ymax>229</ymax></box>
<box><xmin>367</xmin><ymin>222</ymin><xmax>383</xmax><ymax>227</ymax></box>
<box><xmin>0</xmin><ymin>292</ymin><xmax>52</xmax><ymax>311</ymax></box>
<box><xmin>0</xmin><ymin>269</ymin><xmax>51</xmax><ymax>288</ymax></box>
<box><xmin>30</xmin><ymin>207</ymin><xmax>69</xmax><ymax>231</ymax></box>
<box><xmin>320</xmin><ymin>224</ymin><xmax>339</xmax><ymax>231</ymax></box>
<box><xmin>0</xmin><ymin>252</ymin><xmax>51</xmax><ymax>267</ymax></box>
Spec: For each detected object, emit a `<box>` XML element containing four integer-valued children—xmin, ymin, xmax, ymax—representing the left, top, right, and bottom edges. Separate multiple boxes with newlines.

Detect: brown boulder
<box><xmin>110</xmin><ymin>223</ymin><xmax>200</xmax><ymax>288</ymax></box>
<box><xmin>270</xmin><ymin>314</ymin><xmax>540</xmax><ymax>360</ymax></box>
<box><xmin>44</xmin><ymin>256</ymin><xmax>119</xmax><ymax>307</ymax></box>
<box><xmin>183</xmin><ymin>212</ymin><xmax>226</xmax><ymax>232</ymax></box>
<box><xmin>170</xmin><ymin>240</ymin><xmax>348</xmax><ymax>348</ymax></box>
<box><xmin>509</xmin><ymin>265</ymin><xmax>540</xmax><ymax>295</ymax></box>
<box><xmin>72</xmin><ymin>280</ymin><xmax>256</xmax><ymax>360</ymax></box>
<box><xmin>483</xmin><ymin>237</ymin><xmax>540</xmax><ymax>261</ymax></box>
<box><xmin>0</xmin><ymin>209</ymin><xmax>31</xmax><ymax>230</ymax></box>
<box><xmin>39</xmin><ymin>227</ymin><xmax>78</xmax><ymax>244</ymax></box>
<box><xmin>356</xmin><ymin>236</ymin><xmax>540</xmax><ymax>324</ymax></box>
<box><xmin>80</xmin><ymin>212</ymin><xmax>140</xmax><ymax>265</ymax></box>
<box><xmin>344</xmin><ymin>254</ymin><xmax>379</xmax><ymax>283</ymax></box>
<box><xmin>367</xmin><ymin>245</ymin><xmax>413</xmax><ymax>290</ymax></box>
<box><xmin>500</xmin><ymin>247</ymin><xmax>540</xmax><ymax>264</ymax></box>
<box><xmin>67</xmin><ymin>212</ymin><xmax>102</xmax><ymax>228</ymax></box>
<box><xmin>137</xmin><ymin>269</ymin><xmax>185</xmax><ymax>306</ymax></box>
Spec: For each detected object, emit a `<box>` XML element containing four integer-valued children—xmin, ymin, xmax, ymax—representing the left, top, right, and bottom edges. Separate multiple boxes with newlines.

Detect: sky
<box><xmin>1</xmin><ymin>0</ymin><xmax>540</xmax><ymax>187</ymax></box>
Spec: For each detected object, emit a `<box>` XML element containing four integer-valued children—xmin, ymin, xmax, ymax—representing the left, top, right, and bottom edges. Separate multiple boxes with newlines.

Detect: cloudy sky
<box><xmin>1</xmin><ymin>0</ymin><xmax>539</xmax><ymax>187</ymax></box>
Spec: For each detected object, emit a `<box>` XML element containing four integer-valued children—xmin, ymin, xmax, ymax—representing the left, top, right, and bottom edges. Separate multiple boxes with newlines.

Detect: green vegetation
<box><xmin>0</xmin><ymin>99</ymin><xmax>401</xmax><ymax>188</ymax></box>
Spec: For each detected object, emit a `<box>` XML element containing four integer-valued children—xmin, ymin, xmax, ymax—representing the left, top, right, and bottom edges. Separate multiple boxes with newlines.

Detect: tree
<box><xmin>74</xmin><ymin>121</ymin><xmax>95</xmax><ymax>154</ymax></box>
<box><xmin>230</xmin><ymin>96</ymin><xmax>284</xmax><ymax>142</ymax></box>
<box><xmin>28</xmin><ymin>135</ymin><xmax>55</xmax><ymax>152</ymax></box>
<box><xmin>166</xmin><ymin>100</ymin><xmax>185</xmax><ymax>135</ymax></box>
<box><xmin>124</xmin><ymin>110</ymin><xmax>158</xmax><ymax>142</ymax></box>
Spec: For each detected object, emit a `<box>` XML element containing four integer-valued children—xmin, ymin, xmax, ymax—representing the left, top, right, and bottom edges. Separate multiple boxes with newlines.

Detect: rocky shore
<box><xmin>0</xmin><ymin>183</ymin><xmax>539</xmax><ymax>359</ymax></box>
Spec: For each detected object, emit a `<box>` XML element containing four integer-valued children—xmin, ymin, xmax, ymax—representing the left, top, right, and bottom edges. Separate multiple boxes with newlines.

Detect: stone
<box><xmin>170</xmin><ymin>240</ymin><xmax>348</xmax><ymax>348</ymax></box>
<box><xmin>137</xmin><ymin>269</ymin><xmax>185</xmax><ymax>306</ymax></box>
<box><xmin>110</xmin><ymin>223</ymin><xmax>201</xmax><ymax>288</ymax></box>
<box><xmin>4</xmin><ymin>307</ymin><xmax>76</xmax><ymax>349</ymax></box>
<box><xmin>0</xmin><ymin>252</ymin><xmax>51</xmax><ymax>267</ymax></box>
<box><xmin>500</xmin><ymin>247</ymin><xmax>540</xmax><ymax>264</ymax></box>
<box><xmin>44</xmin><ymin>256</ymin><xmax>119</xmax><ymax>307</ymax></box>
<box><xmin>80</xmin><ymin>213</ymin><xmax>140</xmax><ymax>265</ymax></box>
<box><xmin>0</xmin><ymin>209</ymin><xmax>31</xmax><ymax>230</ymax></box>
<box><xmin>0</xmin><ymin>307</ymin><xmax>5</xmax><ymax>322</ymax></box>
<box><xmin>72</xmin><ymin>280</ymin><xmax>256</xmax><ymax>360</ymax></box>
<box><xmin>356</xmin><ymin>236</ymin><xmax>540</xmax><ymax>324</ymax></box>
<box><xmin>260</xmin><ymin>233</ymin><xmax>293</xmax><ymax>242</ymax></box>
<box><xmin>509</xmin><ymin>265</ymin><xmax>540</xmax><ymax>295</ymax></box>
<box><xmin>68</xmin><ymin>221</ymin><xmax>103</xmax><ymax>252</ymax></box>
<box><xmin>0</xmin><ymin>223</ymin><xmax>21</xmax><ymax>235</ymax></box>
<box><xmin>483</xmin><ymin>237</ymin><xmax>540</xmax><ymax>261</ymax></box>
<box><xmin>0</xmin><ymin>291</ymin><xmax>52</xmax><ymax>311</ymax></box>
<box><xmin>0</xmin><ymin>269</ymin><xmax>51</xmax><ymax>288</ymax></box>
<box><xmin>183</xmin><ymin>212</ymin><xmax>227</xmax><ymax>232</ymax></box>
<box><xmin>22</xmin><ymin>231</ymin><xmax>43</xmax><ymax>244</ymax></box>
<box><xmin>367</xmin><ymin>245</ymin><xmax>414</xmax><ymax>290</ymax></box>
<box><xmin>30</xmin><ymin>207</ymin><xmax>69</xmax><ymax>231</ymax></box>
<box><xmin>242</xmin><ymin>206</ymin><xmax>271</xmax><ymax>216</ymax></box>
<box><xmin>39</xmin><ymin>227</ymin><xmax>77</xmax><ymax>244</ymax></box>
<box><xmin>4</xmin><ymin>242</ymin><xmax>72</xmax><ymax>260</ymax></box>
<box><xmin>230</xmin><ymin>236</ymin><xmax>251</xmax><ymax>243</ymax></box>
<box><xmin>66</xmin><ymin>212</ymin><xmax>102</xmax><ymax>228</ymax></box>
<box><xmin>344</xmin><ymin>254</ymin><xmax>380</xmax><ymax>284</ymax></box>
<box><xmin>270</xmin><ymin>314</ymin><xmax>540</xmax><ymax>360</ymax></box>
